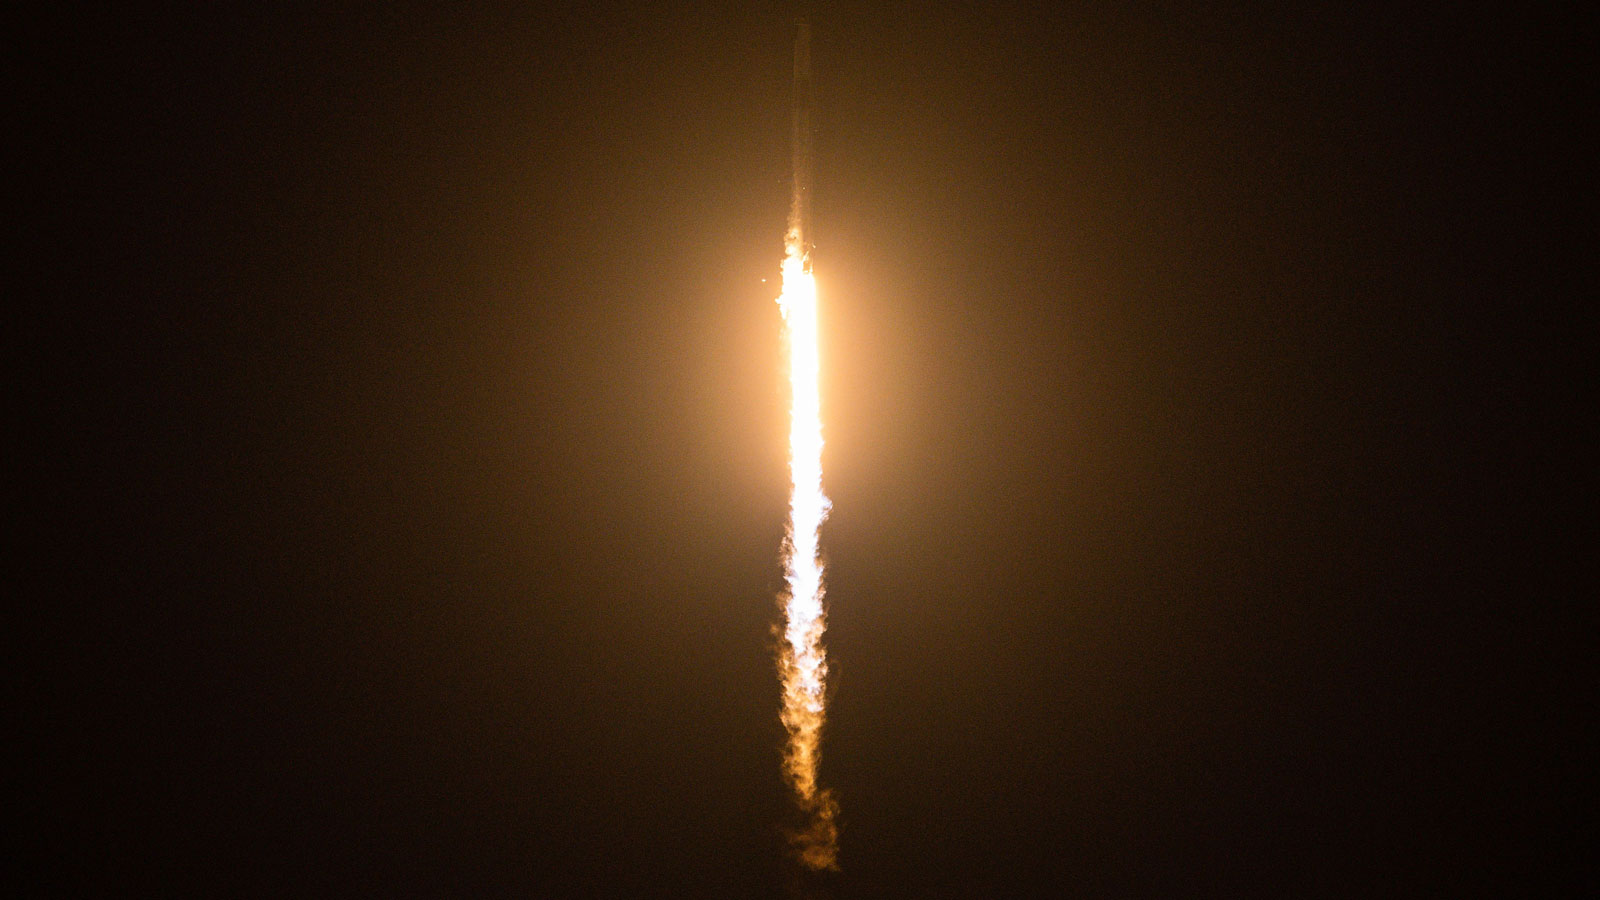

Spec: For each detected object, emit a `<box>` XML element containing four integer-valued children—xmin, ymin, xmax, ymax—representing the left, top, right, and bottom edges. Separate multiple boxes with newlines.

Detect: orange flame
<box><xmin>776</xmin><ymin>246</ymin><xmax>838</xmax><ymax>870</ymax></box>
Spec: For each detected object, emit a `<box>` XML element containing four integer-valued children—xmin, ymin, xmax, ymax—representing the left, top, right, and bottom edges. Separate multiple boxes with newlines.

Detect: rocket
<box><xmin>788</xmin><ymin>20</ymin><xmax>814</xmax><ymax>266</ymax></box>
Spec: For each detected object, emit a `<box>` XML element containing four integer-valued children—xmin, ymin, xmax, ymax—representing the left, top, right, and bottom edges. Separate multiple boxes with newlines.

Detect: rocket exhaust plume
<box><xmin>776</xmin><ymin>19</ymin><xmax>839</xmax><ymax>871</ymax></box>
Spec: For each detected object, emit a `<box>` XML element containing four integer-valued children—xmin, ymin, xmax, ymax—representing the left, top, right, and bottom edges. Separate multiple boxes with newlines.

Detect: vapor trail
<box><xmin>776</xmin><ymin>20</ymin><xmax>838</xmax><ymax>872</ymax></box>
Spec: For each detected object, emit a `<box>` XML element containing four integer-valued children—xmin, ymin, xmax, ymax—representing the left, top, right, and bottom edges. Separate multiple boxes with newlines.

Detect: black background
<box><xmin>18</xmin><ymin>1</ymin><xmax>1582</xmax><ymax>896</ymax></box>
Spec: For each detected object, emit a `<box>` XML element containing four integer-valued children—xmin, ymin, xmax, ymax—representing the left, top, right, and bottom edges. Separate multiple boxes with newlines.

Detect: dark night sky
<box><xmin>18</xmin><ymin>1</ymin><xmax>1582</xmax><ymax>896</ymax></box>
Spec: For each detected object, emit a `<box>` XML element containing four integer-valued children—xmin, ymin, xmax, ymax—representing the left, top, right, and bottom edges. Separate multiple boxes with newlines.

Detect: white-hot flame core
<box><xmin>777</xmin><ymin>248</ymin><xmax>838</xmax><ymax>870</ymax></box>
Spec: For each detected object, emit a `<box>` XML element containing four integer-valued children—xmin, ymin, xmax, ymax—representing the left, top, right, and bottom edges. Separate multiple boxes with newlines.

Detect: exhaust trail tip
<box><xmin>794</xmin><ymin>22</ymin><xmax>811</xmax><ymax>77</ymax></box>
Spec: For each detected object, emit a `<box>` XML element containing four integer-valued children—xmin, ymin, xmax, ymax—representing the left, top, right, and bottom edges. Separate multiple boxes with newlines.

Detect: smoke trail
<box><xmin>776</xmin><ymin>20</ymin><xmax>838</xmax><ymax>872</ymax></box>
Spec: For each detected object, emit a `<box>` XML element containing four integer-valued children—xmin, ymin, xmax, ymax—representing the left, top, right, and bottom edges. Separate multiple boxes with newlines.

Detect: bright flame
<box><xmin>777</xmin><ymin>245</ymin><xmax>838</xmax><ymax>870</ymax></box>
